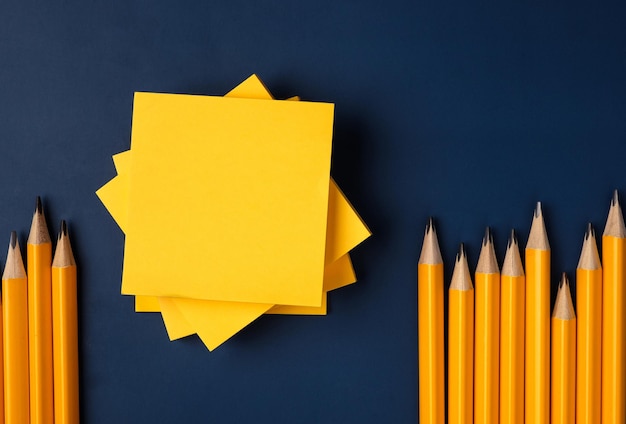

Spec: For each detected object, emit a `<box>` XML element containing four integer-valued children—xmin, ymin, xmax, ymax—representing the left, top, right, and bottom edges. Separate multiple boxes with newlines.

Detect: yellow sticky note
<box><xmin>95</xmin><ymin>173</ymin><xmax>130</xmax><ymax>233</ymax></box>
<box><xmin>158</xmin><ymin>297</ymin><xmax>195</xmax><ymax>340</ymax></box>
<box><xmin>226</xmin><ymin>74</ymin><xmax>273</xmax><ymax>100</ymax></box>
<box><xmin>322</xmin><ymin>252</ymin><xmax>357</xmax><ymax>292</ymax></box>
<box><xmin>95</xmin><ymin>75</ymin><xmax>371</xmax><ymax>349</ymax></box>
<box><xmin>172</xmin><ymin>297</ymin><xmax>273</xmax><ymax>351</ymax></box>
<box><xmin>122</xmin><ymin>94</ymin><xmax>334</xmax><ymax>307</ymax></box>
<box><xmin>325</xmin><ymin>180</ymin><xmax>371</xmax><ymax>264</ymax></box>
<box><xmin>112</xmin><ymin>149</ymin><xmax>132</xmax><ymax>172</ymax></box>
<box><xmin>135</xmin><ymin>295</ymin><xmax>160</xmax><ymax>313</ymax></box>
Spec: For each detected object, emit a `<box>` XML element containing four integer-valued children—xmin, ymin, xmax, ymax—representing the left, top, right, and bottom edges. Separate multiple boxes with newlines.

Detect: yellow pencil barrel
<box><xmin>27</xmin><ymin>241</ymin><xmax>54</xmax><ymax>424</ymax></box>
<box><xmin>449</xmin><ymin>287</ymin><xmax>474</xmax><ymax>424</ymax></box>
<box><xmin>417</xmin><ymin>263</ymin><xmax>444</xmax><ymax>424</ymax></box>
<box><xmin>551</xmin><ymin>317</ymin><xmax>576</xmax><ymax>424</ymax></box>
<box><xmin>602</xmin><ymin>235</ymin><xmax>626</xmax><ymax>423</ymax></box>
<box><xmin>52</xmin><ymin>264</ymin><xmax>79</xmax><ymax>424</ymax></box>
<box><xmin>525</xmin><ymin>248</ymin><xmax>550</xmax><ymax>424</ymax></box>
<box><xmin>3</xmin><ymin>274</ymin><xmax>30</xmax><ymax>423</ymax></box>
<box><xmin>3</xmin><ymin>233</ymin><xmax>30</xmax><ymax>423</ymax></box>
<box><xmin>474</xmin><ymin>272</ymin><xmax>499</xmax><ymax>424</ymax></box>
<box><xmin>576</xmin><ymin>267</ymin><xmax>602</xmax><ymax>424</ymax></box>
<box><xmin>500</xmin><ymin>273</ymin><xmax>525</xmax><ymax>424</ymax></box>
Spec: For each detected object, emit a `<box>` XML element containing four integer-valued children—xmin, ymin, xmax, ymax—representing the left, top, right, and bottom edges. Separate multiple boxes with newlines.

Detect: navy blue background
<box><xmin>0</xmin><ymin>1</ymin><xmax>625</xmax><ymax>422</ymax></box>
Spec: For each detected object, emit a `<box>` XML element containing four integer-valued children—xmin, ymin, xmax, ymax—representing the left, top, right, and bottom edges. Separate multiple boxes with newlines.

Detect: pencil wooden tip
<box><xmin>476</xmin><ymin>229</ymin><xmax>499</xmax><ymax>274</ymax></box>
<box><xmin>502</xmin><ymin>230</ymin><xmax>524</xmax><ymax>277</ymax></box>
<box><xmin>578</xmin><ymin>224</ymin><xmax>601</xmax><ymax>270</ymax></box>
<box><xmin>450</xmin><ymin>244</ymin><xmax>473</xmax><ymax>290</ymax></box>
<box><xmin>418</xmin><ymin>218</ymin><xmax>443</xmax><ymax>265</ymax></box>
<box><xmin>27</xmin><ymin>197</ymin><xmax>51</xmax><ymax>245</ymax></box>
<box><xmin>604</xmin><ymin>190</ymin><xmax>626</xmax><ymax>237</ymax></box>
<box><xmin>52</xmin><ymin>221</ymin><xmax>76</xmax><ymax>268</ymax></box>
<box><xmin>553</xmin><ymin>274</ymin><xmax>575</xmax><ymax>319</ymax></box>
<box><xmin>527</xmin><ymin>202</ymin><xmax>550</xmax><ymax>250</ymax></box>
<box><xmin>3</xmin><ymin>232</ymin><xmax>26</xmax><ymax>280</ymax></box>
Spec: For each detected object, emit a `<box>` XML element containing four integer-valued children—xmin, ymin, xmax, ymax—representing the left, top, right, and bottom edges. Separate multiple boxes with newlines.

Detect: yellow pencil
<box><xmin>551</xmin><ymin>274</ymin><xmax>576</xmax><ymax>424</ymax></box>
<box><xmin>448</xmin><ymin>244</ymin><xmax>474</xmax><ymax>424</ymax></box>
<box><xmin>576</xmin><ymin>224</ymin><xmax>602</xmax><ymax>424</ymax></box>
<box><xmin>52</xmin><ymin>221</ymin><xmax>79</xmax><ymax>424</ymax></box>
<box><xmin>525</xmin><ymin>202</ymin><xmax>550</xmax><ymax>424</ymax></box>
<box><xmin>602</xmin><ymin>190</ymin><xmax>626</xmax><ymax>423</ymax></box>
<box><xmin>474</xmin><ymin>228</ymin><xmax>500</xmax><ymax>424</ymax></box>
<box><xmin>3</xmin><ymin>231</ymin><xmax>30</xmax><ymax>422</ymax></box>
<box><xmin>417</xmin><ymin>219</ymin><xmax>444</xmax><ymax>424</ymax></box>
<box><xmin>500</xmin><ymin>230</ymin><xmax>525</xmax><ymax>424</ymax></box>
<box><xmin>27</xmin><ymin>197</ymin><xmax>54</xmax><ymax>424</ymax></box>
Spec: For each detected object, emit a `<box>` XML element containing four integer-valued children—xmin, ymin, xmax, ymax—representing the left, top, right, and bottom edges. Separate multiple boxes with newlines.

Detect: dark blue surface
<box><xmin>1</xmin><ymin>2</ymin><xmax>625</xmax><ymax>422</ymax></box>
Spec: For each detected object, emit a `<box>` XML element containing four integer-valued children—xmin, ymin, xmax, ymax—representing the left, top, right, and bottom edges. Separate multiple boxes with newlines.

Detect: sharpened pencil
<box><xmin>500</xmin><ymin>230</ymin><xmax>525</xmax><ymax>424</ymax></box>
<box><xmin>27</xmin><ymin>197</ymin><xmax>54</xmax><ymax>424</ymax></box>
<box><xmin>576</xmin><ymin>224</ymin><xmax>602</xmax><ymax>424</ymax></box>
<box><xmin>551</xmin><ymin>274</ymin><xmax>576</xmax><ymax>424</ymax></box>
<box><xmin>525</xmin><ymin>202</ymin><xmax>550</xmax><ymax>424</ymax></box>
<box><xmin>474</xmin><ymin>228</ymin><xmax>500</xmax><ymax>424</ymax></box>
<box><xmin>52</xmin><ymin>221</ymin><xmax>79</xmax><ymax>424</ymax></box>
<box><xmin>449</xmin><ymin>244</ymin><xmax>474</xmax><ymax>424</ymax></box>
<box><xmin>3</xmin><ymin>231</ymin><xmax>30</xmax><ymax>422</ymax></box>
<box><xmin>602</xmin><ymin>190</ymin><xmax>626</xmax><ymax>423</ymax></box>
<box><xmin>417</xmin><ymin>219</ymin><xmax>445</xmax><ymax>424</ymax></box>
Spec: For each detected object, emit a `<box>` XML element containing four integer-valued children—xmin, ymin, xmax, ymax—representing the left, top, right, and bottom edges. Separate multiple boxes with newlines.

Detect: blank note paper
<box><xmin>96</xmin><ymin>75</ymin><xmax>370</xmax><ymax>350</ymax></box>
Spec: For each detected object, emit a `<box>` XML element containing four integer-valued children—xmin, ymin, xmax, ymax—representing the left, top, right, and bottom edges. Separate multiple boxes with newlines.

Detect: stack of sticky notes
<box><xmin>96</xmin><ymin>75</ymin><xmax>371</xmax><ymax>350</ymax></box>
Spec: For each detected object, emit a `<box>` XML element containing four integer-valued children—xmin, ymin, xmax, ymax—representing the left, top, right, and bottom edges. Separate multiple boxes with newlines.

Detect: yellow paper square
<box><xmin>122</xmin><ymin>94</ymin><xmax>335</xmax><ymax>306</ymax></box>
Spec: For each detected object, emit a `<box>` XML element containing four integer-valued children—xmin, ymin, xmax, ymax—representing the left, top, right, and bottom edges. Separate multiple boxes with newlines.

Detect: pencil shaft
<box><xmin>475</xmin><ymin>272</ymin><xmax>500</xmax><ymax>424</ymax></box>
<box><xmin>417</xmin><ymin>263</ymin><xmax>445</xmax><ymax>424</ymax></box>
<box><xmin>448</xmin><ymin>288</ymin><xmax>474</xmax><ymax>424</ymax></box>
<box><xmin>551</xmin><ymin>317</ymin><xmax>576</xmax><ymax>424</ymax></box>
<box><xmin>525</xmin><ymin>248</ymin><xmax>550</xmax><ymax>424</ymax></box>
<box><xmin>602</xmin><ymin>235</ymin><xmax>626</xmax><ymax>423</ymax></box>
<box><xmin>3</xmin><ymin>276</ymin><xmax>30</xmax><ymax>422</ymax></box>
<box><xmin>52</xmin><ymin>264</ymin><xmax>79</xmax><ymax>424</ymax></box>
<box><xmin>500</xmin><ymin>274</ymin><xmax>525</xmax><ymax>424</ymax></box>
<box><xmin>28</xmin><ymin>242</ymin><xmax>54</xmax><ymax>424</ymax></box>
<box><xmin>576</xmin><ymin>267</ymin><xmax>602</xmax><ymax>424</ymax></box>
